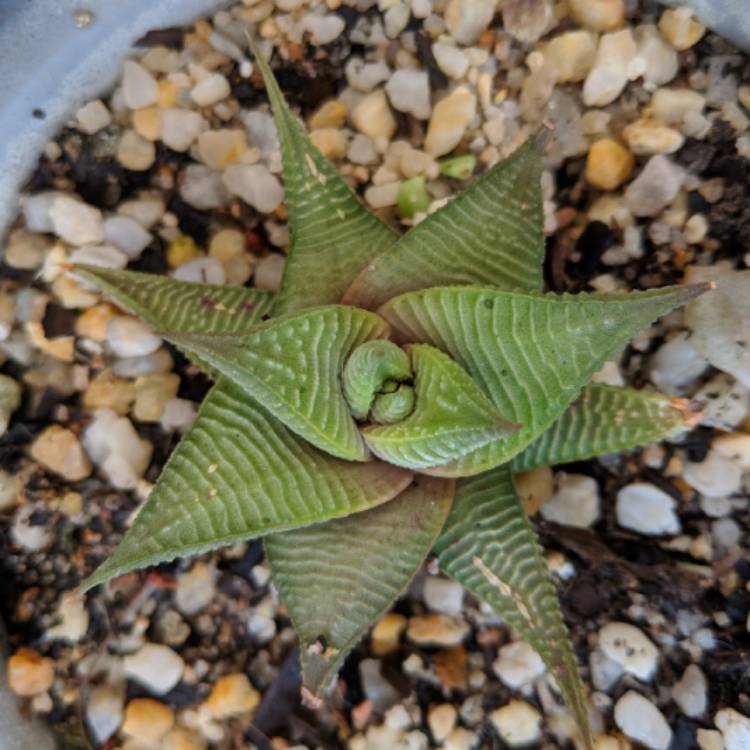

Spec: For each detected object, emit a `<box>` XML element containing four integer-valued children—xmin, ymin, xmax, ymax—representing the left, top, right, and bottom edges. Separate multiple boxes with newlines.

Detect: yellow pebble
<box><xmin>167</xmin><ymin>235</ymin><xmax>201</xmax><ymax>268</ymax></box>
<box><xmin>163</xmin><ymin>726</ymin><xmax>208</xmax><ymax>750</ymax></box>
<box><xmin>567</xmin><ymin>0</ymin><xmax>624</xmax><ymax>32</ymax></box>
<box><xmin>209</xmin><ymin>228</ymin><xmax>246</xmax><ymax>262</ymax></box>
<box><xmin>585</xmin><ymin>138</ymin><xmax>635</xmax><ymax>191</ymax></box>
<box><xmin>514</xmin><ymin>466</ymin><xmax>554</xmax><ymax>516</ymax></box>
<box><xmin>197</xmin><ymin>129</ymin><xmax>247</xmax><ymax>170</ymax></box>
<box><xmin>132</xmin><ymin>106</ymin><xmax>163</xmax><ymax>141</ymax></box>
<box><xmin>7</xmin><ymin>649</ymin><xmax>54</xmax><ymax>697</ymax></box>
<box><xmin>158</xmin><ymin>78</ymin><xmax>180</xmax><ymax>108</ymax></box>
<box><xmin>122</xmin><ymin>698</ymin><xmax>174</xmax><ymax>742</ymax></box>
<box><xmin>310</xmin><ymin>128</ymin><xmax>347</xmax><ymax>160</ymax></box>
<box><xmin>75</xmin><ymin>303</ymin><xmax>120</xmax><ymax>341</ymax></box>
<box><xmin>206</xmin><ymin>673</ymin><xmax>260</xmax><ymax>719</ymax></box>
<box><xmin>658</xmin><ymin>7</ymin><xmax>705</xmax><ymax>51</ymax></box>
<box><xmin>309</xmin><ymin>99</ymin><xmax>348</xmax><ymax>130</ymax></box>
<box><xmin>371</xmin><ymin>612</ymin><xmax>407</xmax><ymax>656</ymax></box>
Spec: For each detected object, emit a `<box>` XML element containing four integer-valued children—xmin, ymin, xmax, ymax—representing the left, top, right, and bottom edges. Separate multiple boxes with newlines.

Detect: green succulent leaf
<box><xmin>267</xmin><ymin>475</ymin><xmax>454</xmax><ymax>698</ymax></box>
<box><xmin>166</xmin><ymin>306</ymin><xmax>391</xmax><ymax>461</ymax></box>
<box><xmin>363</xmin><ymin>344</ymin><xmax>519</xmax><ymax>469</ymax></box>
<box><xmin>252</xmin><ymin>48</ymin><xmax>398</xmax><ymax>316</ymax></box>
<box><xmin>343</xmin><ymin>135</ymin><xmax>546</xmax><ymax>310</ymax></box>
<box><xmin>380</xmin><ymin>285</ymin><xmax>707</xmax><ymax>477</ymax></box>
<box><xmin>435</xmin><ymin>464</ymin><xmax>591</xmax><ymax>748</ymax></box>
<box><xmin>81</xmin><ymin>381</ymin><xmax>412</xmax><ymax>591</ymax></box>
<box><xmin>512</xmin><ymin>384</ymin><xmax>701</xmax><ymax>472</ymax></box>
<box><xmin>72</xmin><ymin>265</ymin><xmax>274</xmax><ymax>333</ymax></box>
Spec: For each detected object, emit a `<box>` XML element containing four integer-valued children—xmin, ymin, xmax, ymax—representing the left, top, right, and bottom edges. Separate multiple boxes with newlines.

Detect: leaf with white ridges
<box><xmin>81</xmin><ymin>381</ymin><xmax>412</xmax><ymax>590</ymax></box>
<box><xmin>380</xmin><ymin>285</ymin><xmax>708</xmax><ymax>477</ymax></box>
<box><xmin>72</xmin><ymin>265</ymin><xmax>274</xmax><ymax>333</ymax></box>
<box><xmin>167</xmin><ymin>306</ymin><xmax>391</xmax><ymax>461</ymax></box>
<box><xmin>363</xmin><ymin>344</ymin><xmax>518</xmax><ymax>469</ymax></box>
<box><xmin>343</xmin><ymin>136</ymin><xmax>545</xmax><ymax>310</ymax></box>
<box><xmin>435</xmin><ymin>465</ymin><xmax>591</xmax><ymax>747</ymax></box>
<box><xmin>252</xmin><ymin>48</ymin><xmax>399</xmax><ymax>316</ymax></box>
<box><xmin>512</xmin><ymin>384</ymin><xmax>702</xmax><ymax>472</ymax></box>
<box><xmin>267</xmin><ymin>475</ymin><xmax>454</xmax><ymax>697</ymax></box>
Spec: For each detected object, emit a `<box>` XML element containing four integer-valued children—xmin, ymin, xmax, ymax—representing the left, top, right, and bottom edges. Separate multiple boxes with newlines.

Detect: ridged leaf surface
<box><xmin>167</xmin><ymin>307</ymin><xmax>390</xmax><ymax>461</ymax></box>
<box><xmin>82</xmin><ymin>381</ymin><xmax>412</xmax><ymax>590</ymax></box>
<box><xmin>512</xmin><ymin>384</ymin><xmax>701</xmax><ymax>472</ymax></box>
<box><xmin>363</xmin><ymin>344</ymin><xmax>518</xmax><ymax>469</ymax></box>
<box><xmin>343</xmin><ymin>137</ymin><xmax>545</xmax><ymax>310</ymax></box>
<box><xmin>435</xmin><ymin>465</ymin><xmax>591</xmax><ymax>747</ymax></box>
<box><xmin>267</xmin><ymin>476</ymin><xmax>454</xmax><ymax>697</ymax></box>
<box><xmin>380</xmin><ymin>285</ymin><xmax>706</xmax><ymax>476</ymax></box>
<box><xmin>253</xmin><ymin>49</ymin><xmax>399</xmax><ymax>315</ymax></box>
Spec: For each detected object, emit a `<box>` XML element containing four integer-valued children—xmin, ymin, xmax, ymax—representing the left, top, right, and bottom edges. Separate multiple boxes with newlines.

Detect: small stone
<box><xmin>648</xmin><ymin>332</ymin><xmax>708</xmax><ymax>393</ymax></box>
<box><xmin>715</xmin><ymin>708</ymin><xmax>750</xmax><ymax>750</ymax></box>
<box><xmin>372</xmin><ymin>612</ymin><xmax>407</xmax><ymax>656</ymax></box>
<box><xmin>132</xmin><ymin>105</ymin><xmax>162</xmax><ymax>141</ymax></box>
<box><xmin>541</xmin><ymin>473</ymin><xmax>600</xmax><ymax>528</ymax></box>
<box><xmin>684</xmin><ymin>213</ymin><xmax>709</xmax><ymax>245</ymax></box>
<box><xmin>694</xmin><ymin>374</ymin><xmax>749</xmax><ymax>431</ymax></box>
<box><xmin>614</xmin><ymin>691</ymin><xmax>672</xmax><ymax>750</ymax></box>
<box><xmin>444</xmin><ymin>0</ymin><xmax>495</xmax><ymax>45</ymax></box>
<box><xmin>652</xmin><ymin>87</ymin><xmax>706</xmax><ymax>126</ymax></box>
<box><xmin>121</xmin><ymin>698</ymin><xmax>174</xmax><ymax>742</ymax></box>
<box><xmin>698</xmin><ymin>729</ymin><xmax>725</xmax><ymax>750</ymax></box>
<box><xmin>22</xmin><ymin>191</ymin><xmax>62</xmax><ymax>233</ymax></box>
<box><xmin>365</xmin><ymin>182</ymin><xmax>401</xmax><ymax>209</ymax></box>
<box><xmin>49</xmin><ymin>196</ymin><xmax>104</xmax><ymax>245</ymax></box>
<box><xmin>444</xmin><ymin>727</ymin><xmax>476</xmax><ymax>750</ymax></box>
<box><xmin>583</xmin><ymin>29</ymin><xmax>643</xmax><ymax>107</ymax></box>
<box><xmin>197</xmin><ymin>129</ymin><xmax>247</xmax><ymax>170</ymax></box>
<box><xmin>112</xmin><ymin>348</ymin><xmax>173</xmax><ymax>378</ymax></box>
<box><xmin>514</xmin><ymin>466</ymin><xmax>554</xmax><ymax>515</ymax></box>
<box><xmin>134</xmin><ymin>372</ymin><xmax>180</xmax><ymax>422</ymax></box>
<box><xmin>616</xmin><ymin>482</ymin><xmax>681</xmax><ymax>536</ymax></box>
<box><xmin>46</xmin><ymin>593</ymin><xmax>88</xmax><ymax>643</ymax></box>
<box><xmin>310</xmin><ymin>128</ymin><xmax>347</xmax><ymax>160</ymax></box>
<box><xmin>302</xmin><ymin>12</ymin><xmax>346</xmax><ymax>44</ymax></box>
<box><xmin>384</xmin><ymin>3</ymin><xmax>411</xmax><ymax>38</ymax></box>
<box><xmin>161</xmin><ymin>108</ymin><xmax>208</xmax><ymax>152</ymax></box>
<box><xmin>190</xmin><ymin>73</ymin><xmax>231</xmax><ymax>107</ymax></box>
<box><xmin>672</xmin><ymin>664</ymin><xmax>707</xmax><ymax>717</ymax></box>
<box><xmin>75</xmin><ymin>99</ymin><xmax>112</xmax><ymax>134</ymax></box>
<box><xmin>179</xmin><ymin>164</ymin><xmax>230</xmax><ymax>211</ymax></box>
<box><xmin>176</xmin><ymin>561</ymin><xmax>216</xmax><ymax>616</ymax></box>
<box><xmin>163</xmin><ymin>727</ymin><xmax>208</xmax><ymax>750</ymax></box>
<box><xmin>351</xmin><ymin>89</ymin><xmax>397</xmax><ymax>140</ymax></box>
<box><xmin>345</xmin><ymin>58</ymin><xmax>391</xmax><ymax>93</ymax></box>
<box><xmin>598</xmin><ymin>622</ymin><xmax>659</xmax><ymax>681</ymax></box>
<box><xmin>425</xmin><ymin>87</ymin><xmax>476</xmax><ymax>157</ymax></box>
<box><xmin>30</xmin><ymin>425</ymin><xmax>91</xmax><ymax>481</ymax></box>
<box><xmin>7</xmin><ymin>648</ymin><xmax>55</xmax><ymax>697</ymax></box>
<box><xmin>222</xmin><ymin>164</ymin><xmax>284</xmax><ymax>214</ymax></box>
<box><xmin>423</xmin><ymin>577</ymin><xmax>464</xmax><ymax>616</ymax></box>
<box><xmin>590</xmin><ymin>648</ymin><xmax>625</xmax><ymax>692</ymax></box>
<box><xmin>208</xmin><ymin>229</ymin><xmax>245</xmax><ymax>262</ymax></box>
<box><xmin>625</xmin><ymin>155</ymin><xmax>686</xmax><ymax>217</ymax></box>
<box><xmin>432</xmin><ymin>43</ymin><xmax>469</xmax><ymax>80</ymax></box>
<box><xmin>117</xmin><ymin>194</ymin><xmax>165</xmax><ymax>228</ymax></box>
<box><xmin>309</xmin><ymin>100</ymin><xmax>348</xmax><ymax>130</ymax></box>
<box><xmin>347</xmin><ymin>134</ymin><xmax>378</xmax><ymax>165</ymax></box>
<box><xmin>173</xmin><ymin>256</ymin><xmax>226</xmax><ymax>286</ymax></box>
<box><xmin>713</xmin><ymin>517</ymin><xmax>741</xmax><ymax>550</ymax></box>
<box><xmin>636</xmin><ymin>24</ymin><xmax>679</xmax><ymax>89</ymax></box>
<box><xmin>501</xmin><ymin>0</ymin><xmax>555</xmax><ymax>44</ymax></box>
<box><xmin>117</xmin><ymin>129</ymin><xmax>156</xmax><ymax>171</ymax></box>
<box><xmin>428</xmin><ymin>704</ymin><xmax>457</xmax><ymax>742</ymax></box>
<box><xmin>586</xmin><ymin>138</ymin><xmax>635</xmax><ymax>190</ymax></box>
<box><xmin>490</xmin><ymin>700</ymin><xmax>542</xmax><ymax>747</ymax></box>
<box><xmin>3</xmin><ymin>229</ymin><xmax>52</xmax><ymax>270</ymax></box>
<box><xmin>623</xmin><ymin>118</ymin><xmax>684</xmax><ymax>155</ymax></box>
<box><xmin>124</xmin><ymin>643</ymin><xmax>185</xmax><ymax>695</ymax></box>
<box><xmin>122</xmin><ymin>60</ymin><xmax>159</xmax><ymax>110</ymax></box>
<box><xmin>406</xmin><ymin>614</ymin><xmax>469</xmax><ymax>647</ymax></box>
<box><xmin>0</xmin><ymin>374</ymin><xmax>22</xmax><ymax>438</ymax></box>
<box><xmin>684</xmin><ymin>449</ymin><xmax>742</xmax><ymax>498</ymax></box>
<box><xmin>160</xmin><ymin>398</ymin><xmax>197</xmax><ymax>432</ymax></box>
<box><xmin>68</xmin><ymin>243</ymin><xmax>128</xmax><ymax>270</ymax></box>
<box><xmin>659</xmin><ymin>7</ymin><xmax>705</xmax><ymax>51</ymax></box>
<box><xmin>386</xmin><ymin>69</ymin><xmax>431</xmax><ymax>121</ymax></box>
<box><xmin>107</xmin><ymin>316</ymin><xmax>162</xmax><ymax>358</ymax></box>
<box><xmin>544</xmin><ymin>30</ymin><xmax>598</xmax><ymax>83</ymax></box>
<box><xmin>254</xmin><ymin>254</ymin><xmax>286</xmax><ymax>292</ymax></box>
<box><xmin>103</xmin><ymin>216</ymin><xmax>153</xmax><ymax>258</ymax></box>
<box><xmin>0</xmin><ymin>470</ymin><xmax>22</xmax><ymax>513</ymax></box>
<box><xmin>713</xmin><ymin>433</ymin><xmax>750</xmax><ymax>472</ymax></box>
<box><xmin>567</xmin><ymin>0</ymin><xmax>624</xmax><ymax>32</ymax></box>
<box><xmin>493</xmin><ymin>641</ymin><xmax>545</xmax><ymax>690</ymax></box>
<box><xmin>359</xmin><ymin>658</ymin><xmax>401</xmax><ymax>712</ymax></box>
<box><xmin>86</xmin><ymin>684</ymin><xmax>124</xmax><ymax>744</ymax></box>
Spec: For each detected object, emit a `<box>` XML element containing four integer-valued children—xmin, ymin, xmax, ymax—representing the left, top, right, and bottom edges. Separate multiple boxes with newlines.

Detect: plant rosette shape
<box><xmin>72</xmin><ymin>45</ymin><xmax>708</xmax><ymax>747</ymax></box>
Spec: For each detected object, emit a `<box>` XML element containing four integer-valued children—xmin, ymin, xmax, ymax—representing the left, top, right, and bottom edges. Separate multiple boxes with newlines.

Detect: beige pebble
<box><xmin>206</xmin><ymin>673</ymin><xmax>260</xmax><ymax>719</ymax></box>
<box><xmin>163</xmin><ymin>727</ymin><xmax>208</xmax><ymax>750</ymax></box>
<box><xmin>371</xmin><ymin>612</ymin><xmax>407</xmax><ymax>656</ymax></box>
<box><xmin>425</xmin><ymin>87</ymin><xmax>477</xmax><ymax>157</ymax></box>
<box><xmin>3</xmin><ymin>229</ymin><xmax>52</xmax><ymax>270</ymax></box>
<box><xmin>117</xmin><ymin>129</ymin><xmax>156</xmax><ymax>171</ymax></box>
<box><xmin>567</xmin><ymin>0</ymin><xmax>624</xmax><ymax>32</ymax></box>
<box><xmin>134</xmin><ymin>372</ymin><xmax>181</xmax><ymax>422</ymax></box>
<box><xmin>309</xmin><ymin>99</ymin><xmax>348</xmax><ymax>130</ymax></box>
<box><xmin>310</xmin><ymin>128</ymin><xmax>347</xmax><ymax>160</ymax></box>
<box><xmin>122</xmin><ymin>698</ymin><xmax>174</xmax><ymax>742</ymax></box>
<box><xmin>351</xmin><ymin>89</ymin><xmax>397</xmax><ymax>140</ymax></box>
<box><xmin>406</xmin><ymin>614</ymin><xmax>469</xmax><ymax>647</ymax></box>
<box><xmin>585</xmin><ymin>138</ymin><xmax>634</xmax><ymax>190</ymax></box>
<box><xmin>30</xmin><ymin>425</ymin><xmax>91</xmax><ymax>481</ymax></box>
<box><xmin>83</xmin><ymin>369</ymin><xmax>136</xmax><ymax>415</ymax></box>
<box><xmin>428</xmin><ymin>703</ymin><xmax>458</xmax><ymax>742</ymax></box>
<box><xmin>659</xmin><ymin>7</ymin><xmax>705</xmax><ymax>51</ymax></box>
<box><xmin>75</xmin><ymin>303</ymin><xmax>120</xmax><ymax>342</ymax></box>
<box><xmin>197</xmin><ymin>129</ymin><xmax>247</xmax><ymax>169</ymax></box>
<box><xmin>209</xmin><ymin>229</ymin><xmax>246</xmax><ymax>262</ymax></box>
<box><xmin>544</xmin><ymin>30</ymin><xmax>598</xmax><ymax>83</ymax></box>
<box><xmin>514</xmin><ymin>466</ymin><xmax>554</xmax><ymax>516</ymax></box>
<box><xmin>622</xmin><ymin>117</ymin><xmax>684</xmax><ymax>155</ymax></box>
<box><xmin>132</xmin><ymin>106</ymin><xmax>163</xmax><ymax>142</ymax></box>
<box><xmin>7</xmin><ymin>649</ymin><xmax>54</xmax><ymax>697</ymax></box>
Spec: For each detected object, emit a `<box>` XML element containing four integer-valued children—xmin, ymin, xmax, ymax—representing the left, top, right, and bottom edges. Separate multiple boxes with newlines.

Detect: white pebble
<box><xmin>384</xmin><ymin>4</ymin><xmax>411</xmax><ymax>38</ymax></box>
<box><xmin>45</xmin><ymin>593</ymin><xmax>89</xmax><ymax>643</ymax></box>
<box><xmin>179</xmin><ymin>164</ymin><xmax>230</xmax><ymax>211</ymax></box>
<box><xmin>122</xmin><ymin>60</ymin><xmax>159</xmax><ymax>110</ymax></box>
<box><xmin>590</xmin><ymin>648</ymin><xmax>625</xmax><ymax>692</ymax></box>
<box><xmin>49</xmin><ymin>196</ymin><xmax>105</xmax><ymax>245</ymax></box>
<box><xmin>22</xmin><ymin>191</ymin><xmax>64</xmax><ymax>233</ymax></box>
<box><xmin>712</xmin><ymin>517</ymin><xmax>741</xmax><ymax>550</ymax></box>
<box><xmin>444</xmin><ymin>0</ymin><xmax>495</xmax><ymax>45</ymax></box>
<box><xmin>598</xmin><ymin>622</ymin><xmax>659</xmax><ymax>681</ymax></box>
<box><xmin>583</xmin><ymin>29</ymin><xmax>644</xmax><ymax>107</ymax></box>
<box><xmin>172</xmin><ymin>257</ymin><xmax>226</xmax><ymax>285</ymax></box>
<box><xmin>222</xmin><ymin>164</ymin><xmax>284</xmax><ymax>214</ymax></box>
<box><xmin>12</xmin><ymin>504</ymin><xmax>53</xmax><ymax>552</ymax></box>
<box><xmin>616</xmin><ymin>482</ymin><xmax>681</xmax><ymax>536</ymax></box>
<box><xmin>694</xmin><ymin>374</ymin><xmax>749</xmax><ymax>431</ymax></box>
<box><xmin>684</xmin><ymin>449</ymin><xmax>743</xmax><ymax>498</ymax></box>
<box><xmin>86</xmin><ymin>685</ymin><xmax>124</xmax><ymax>744</ymax></box>
<box><xmin>123</xmin><ymin>643</ymin><xmax>184</xmax><ymax>695</ymax></box>
<box><xmin>190</xmin><ymin>73</ymin><xmax>231</xmax><ymax>107</ymax></box>
<box><xmin>625</xmin><ymin>155</ymin><xmax>686</xmax><ymax>217</ymax></box>
<box><xmin>160</xmin><ymin>398</ymin><xmax>197</xmax><ymax>432</ymax></box>
<box><xmin>386</xmin><ymin>69</ymin><xmax>431</xmax><ymax>121</ymax></box>
<box><xmin>540</xmin><ymin>473</ymin><xmax>600</xmax><ymax>528</ymax></box>
<box><xmin>423</xmin><ymin>577</ymin><xmax>464</xmax><ymax>616</ymax></box>
<box><xmin>175</xmin><ymin>562</ymin><xmax>216</xmax><ymax>616</ymax></box>
<box><xmin>432</xmin><ymin>43</ymin><xmax>469</xmax><ymax>80</ymax></box>
<box><xmin>76</xmin><ymin>100</ymin><xmax>112</xmax><ymax>134</ymax></box>
<box><xmin>648</xmin><ymin>332</ymin><xmax>708</xmax><ymax>394</ymax></box>
<box><xmin>103</xmin><ymin>216</ymin><xmax>153</xmax><ymax>259</ymax></box>
<box><xmin>302</xmin><ymin>12</ymin><xmax>346</xmax><ymax>45</ymax></box>
<box><xmin>254</xmin><ymin>254</ymin><xmax>286</xmax><ymax>292</ymax></box>
<box><xmin>614</xmin><ymin>691</ymin><xmax>672</xmax><ymax>750</ymax></box>
<box><xmin>672</xmin><ymin>664</ymin><xmax>707</xmax><ymax>717</ymax></box>
<box><xmin>117</xmin><ymin>194</ymin><xmax>165</xmax><ymax>229</ymax></box>
<box><xmin>69</xmin><ymin>244</ymin><xmax>128</xmax><ymax>270</ymax></box>
<box><xmin>347</xmin><ymin>134</ymin><xmax>378</xmax><ymax>165</ymax></box>
<box><xmin>107</xmin><ymin>317</ymin><xmax>162</xmax><ymax>359</ymax></box>
<box><xmin>161</xmin><ymin>108</ymin><xmax>208</xmax><ymax>152</ymax></box>
<box><xmin>492</xmin><ymin>641</ymin><xmax>545</xmax><ymax>690</ymax></box>
<box><xmin>346</xmin><ymin>58</ymin><xmax>391</xmax><ymax>93</ymax></box>
<box><xmin>636</xmin><ymin>24</ymin><xmax>679</xmax><ymax>89</ymax></box>
<box><xmin>490</xmin><ymin>700</ymin><xmax>542</xmax><ymax>747</ymax></box>
<box><xmin>715</xmin><ymin>708</ymin><xmax>750</xmax><ymax>750</ymax></box>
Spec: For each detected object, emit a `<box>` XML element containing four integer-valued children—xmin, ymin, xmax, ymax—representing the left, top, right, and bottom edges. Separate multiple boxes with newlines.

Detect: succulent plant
<box><xmin>74</xmin><ymin>48</ymin><xmax>707</xmax><ymax>745</ymax></box>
